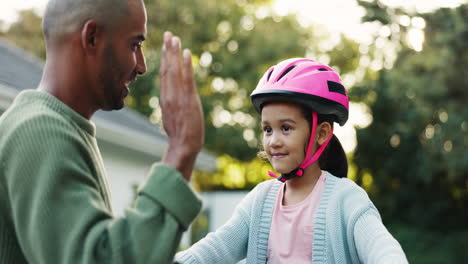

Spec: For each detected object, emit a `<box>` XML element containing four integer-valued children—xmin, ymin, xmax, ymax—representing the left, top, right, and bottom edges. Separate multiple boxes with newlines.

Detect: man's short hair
<box><xmin>42</xmin><ymin>0</ymin><xmax>131</xmax><ymax>41</ymax></box>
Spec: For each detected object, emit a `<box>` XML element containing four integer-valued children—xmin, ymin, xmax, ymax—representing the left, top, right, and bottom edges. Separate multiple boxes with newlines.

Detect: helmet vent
<box><xmin>277</xmin><ymin>65</ymin><xmax>296</xmax><ymax>82</ymax></box>
<box><xmin>327</xmin><ymin>81</ymin><xmax>346</xmax><ymax>95</ymax></box>
<box><xmin>267</xmin><ymin>68</ymin><xmax>274</xmax><ymax>81</ymax></box>
<box><xmin>318</xmin><ymin>68</ymin><xmax>328</xmax><ymax>71</ymax></box>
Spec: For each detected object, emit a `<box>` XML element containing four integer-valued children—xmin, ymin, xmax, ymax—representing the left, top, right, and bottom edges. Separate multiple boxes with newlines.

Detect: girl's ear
<box><xmin>316</xmin><ymin>122</ymin><xmax>332</xmax><ymax>145</ymax></box>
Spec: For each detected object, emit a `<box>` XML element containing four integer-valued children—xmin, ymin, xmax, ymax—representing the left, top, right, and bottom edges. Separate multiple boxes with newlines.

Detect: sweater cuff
<box><xmin>175</xmin><ymin>251</ymin><xmax>198</xmax><ymax>264</ymax></box>
<box><xmin>139</xmin><ymin>164</ymin><xmax>202</xmax><ymax>230</ymax></box>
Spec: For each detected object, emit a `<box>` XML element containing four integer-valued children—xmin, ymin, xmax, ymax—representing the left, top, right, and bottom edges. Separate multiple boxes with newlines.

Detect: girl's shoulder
<box><xmin>235</xmin><ymin>179</ymin><xmax>281</xmax><ymax>220</ymax></box>
<box><xmin>325</xmin><ymin>172</ymin><xmax>368</xmax><ymax>196</ymax></box>
<box><xmin>241</xmin><ymin>179</ymin><xmax>281</xmax><ymax>204</ymax></box>
<box><xmin>249</xmin><ymin>178</ymin><xmax>281</xmax><ymax>192</ymax></box>
<box><xmin>251</xmin><ymin>179</ymin><xmax>282</xmax><ymax>198</ymax></box>
<box><xmin>324</xmin><ymin>172</ymin><xmax>377</xmax><ymax>213</ymax></box>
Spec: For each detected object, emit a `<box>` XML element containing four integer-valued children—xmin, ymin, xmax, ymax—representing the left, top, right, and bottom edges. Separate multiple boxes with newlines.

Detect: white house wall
<box><xmin>200</xmin><ymin>191</ymin><xmax>249</xmax><ymax>231</ymax></box>
<box><xmin>98</xmin><ymin>140</ymin><xmax>155</xmax><ymax>216</ymax></box>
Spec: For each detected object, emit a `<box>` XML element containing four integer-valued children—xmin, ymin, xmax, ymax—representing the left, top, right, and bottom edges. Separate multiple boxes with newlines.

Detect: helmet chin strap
<box><xmin>268</xmin><ymin>111</ymin><xmax>334</xmax><ymax>182</ymax></box>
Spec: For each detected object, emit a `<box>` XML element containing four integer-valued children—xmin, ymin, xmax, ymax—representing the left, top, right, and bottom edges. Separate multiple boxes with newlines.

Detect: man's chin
<box><xmin>101</xmin><ymin>103</ymin><xmax>124</xmax><ymax>111</ymax></box>
<box><xmin>122</xmin><ymin>85</ymin><xmax>130</xmax><ymax>98</ymax></box>
<box><xmin>101</xmin><ymin>96</ymin><xmax>125</xmax><ymax>111</ymax></box>
<box><xmin>113</xmin><ymin>103</ymin><xmax>125</xmax><ymax>110</ymax></box>
<box><xmin>113</xmin><ymin>96</ymin><xmax>125</xmax><ymax>110</ymax></box>
<box><xmin>109</xmin><ymin>87</ymin><xmax>128</xmax><ymax>110</ymax></box>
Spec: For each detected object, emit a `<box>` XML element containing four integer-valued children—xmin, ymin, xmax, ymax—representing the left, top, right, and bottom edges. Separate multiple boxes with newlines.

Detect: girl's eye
<box><xmin>282</xmin><ymin>125</ymin><xmax>291</xmax><ymax>132</ymax></box>
<box><xmin>263</xmin><ymin>127</ymin><xmax>272</xmax><ymax>134</ymax></box>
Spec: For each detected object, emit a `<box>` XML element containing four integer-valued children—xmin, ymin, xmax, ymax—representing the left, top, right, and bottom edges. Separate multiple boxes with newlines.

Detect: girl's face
<box><xmin>261</xmin><ymin>102</ymin><xmax>311</xmax><ymax>174</ymax></box>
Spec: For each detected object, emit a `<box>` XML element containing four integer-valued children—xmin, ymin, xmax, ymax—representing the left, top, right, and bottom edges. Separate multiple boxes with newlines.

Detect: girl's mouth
<box><xmin>271</xmin><ymin>153</ymin><xmax>288</xmax><ymax>159</ymax></box>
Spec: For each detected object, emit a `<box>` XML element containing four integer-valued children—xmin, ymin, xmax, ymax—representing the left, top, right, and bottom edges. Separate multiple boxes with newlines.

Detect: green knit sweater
<box><xmin>0</xmin><ymin>90</ymin><xmax>202</xmax><ymax>264</ymax></box>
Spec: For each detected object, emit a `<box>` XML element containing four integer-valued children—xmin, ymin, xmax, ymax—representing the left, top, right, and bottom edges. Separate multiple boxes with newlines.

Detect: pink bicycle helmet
<box><xmin>251</xmin><ymin>58</ymin><xmax>349</xmax><ymax>126</ymax></box>
<box><xmin>250</xmin><ymin>58</ymin><xmax>349</xmax><ymax>182</ymax></box>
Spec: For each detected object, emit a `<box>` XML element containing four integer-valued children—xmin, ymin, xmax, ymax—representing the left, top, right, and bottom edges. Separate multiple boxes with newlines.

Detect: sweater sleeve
<box><xmin>354</xmin><ymin>210</ymin><xmax>408</xmax><ymax>264</ymax></box>
<box><xmin>174</xmin><ymin>184</ymin><xmax>260</xmax><ymax>264</ymax></box>
<box><xmin>3</xmin><ymin>115</ymin><xmax>201</xmax><ymax>264</ymax></box>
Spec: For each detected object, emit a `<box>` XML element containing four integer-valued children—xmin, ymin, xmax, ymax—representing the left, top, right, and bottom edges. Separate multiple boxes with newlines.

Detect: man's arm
<box><xmin>3</xmin><ymin>114</ymin><xmax>201</xmax><ymax>264</ymax></box>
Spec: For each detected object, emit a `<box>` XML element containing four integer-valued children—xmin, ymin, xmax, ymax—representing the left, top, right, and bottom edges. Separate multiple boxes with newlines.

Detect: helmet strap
<box><xmin>268</xmin><ymin>111</ymin><xmax>334</xmax><ymax>182</ymax></box>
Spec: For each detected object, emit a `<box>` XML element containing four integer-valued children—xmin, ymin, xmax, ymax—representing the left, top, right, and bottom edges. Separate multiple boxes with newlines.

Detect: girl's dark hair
<box><xmin>319</xmin><ymin>134</ymin><xmax>348</xmax><ymax>178</ymax></box>
<box><xmin>302</xmin><ymin>108</ymin><xmax>348</xmax><ymax>178</ymax></box>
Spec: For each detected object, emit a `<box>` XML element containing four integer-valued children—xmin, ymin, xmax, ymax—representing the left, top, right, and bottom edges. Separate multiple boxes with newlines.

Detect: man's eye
<box><xmin>132</xmin><ymin>42</ymin><xmax>142</xmax><ymax>51</ymax></box>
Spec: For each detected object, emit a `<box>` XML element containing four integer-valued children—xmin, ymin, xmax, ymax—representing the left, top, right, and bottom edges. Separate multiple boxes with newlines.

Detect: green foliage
<box><xmin>129</xmin><ymin>0</ymin><xmax>362</xmax><ymax>162</ymax></box>
<box><xmin>357</xmin><ymin>0</ymin><xmax>393</xmax><ymax>25</ymax></box>
<box><xmin>0</xmin><ymin>20</ymin><xmax>5</xmax><ymax>34</ymax></box>
<box><xmin>353</xmin><ymin>2</ymin><xmax>468</xmax><ymax>230</ymax></box>
<box><xmin>131</xmin><ymin>0</ymin><xmax>309</xmax><ymax>161</ymax></box>
<box><xmin>2</xmin><ymin>9</ymin><xmax>45</xmax><ymax>59</ymax></box>
<box><xmin>353</xmin><ymin>3</ymin><xmax>468</xmax><ymax>261</ymax></box>
<box><xmin>192</xmin><ymin>154</ymin><xmax>272</xmax><ymax>191</ymax></box>
<box><xmin>389</xmin><ymin>223</ymin><xmax>468</xmax><ymax>263</ymax></box>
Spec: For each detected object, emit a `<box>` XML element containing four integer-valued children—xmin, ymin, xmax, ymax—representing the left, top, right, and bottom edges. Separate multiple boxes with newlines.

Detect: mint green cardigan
<box><xmin>0</xmin><ymin>90</ymin><xmax>202</xmax><ymax>263</ymax></box>
<box><xmin>175</xmin><ymin>173</ymin><xmax>408</xmax><ymax>263</ymax></box>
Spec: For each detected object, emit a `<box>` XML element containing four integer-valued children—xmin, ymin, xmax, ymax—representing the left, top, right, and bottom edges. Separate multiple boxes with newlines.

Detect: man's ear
<box><xmin>81</xmin><ymin>20</ymin><xmax>99</xmax><ymax>53</ymax></box>
<box><xmin>316</xmin><ymin>122</ymin><xmax>332</xmax><ymax>145</ymax></box>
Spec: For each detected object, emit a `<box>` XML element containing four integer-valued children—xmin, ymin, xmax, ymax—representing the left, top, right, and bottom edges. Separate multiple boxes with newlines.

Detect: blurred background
<box><xmin>1</xmin><ymin>0</ymin><xmax>467</xmax><ymax>262</ymax></box>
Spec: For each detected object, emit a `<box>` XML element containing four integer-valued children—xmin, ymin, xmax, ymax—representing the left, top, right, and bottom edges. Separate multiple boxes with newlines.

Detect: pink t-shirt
<box><xmin>267</xmin><ymin>171</ymin><xmax>326</xmax><ymax>264</ymax></box>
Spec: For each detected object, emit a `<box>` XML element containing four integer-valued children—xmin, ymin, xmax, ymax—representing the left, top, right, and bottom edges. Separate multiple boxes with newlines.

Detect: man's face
<box><xmin>97</xmin><ymin>0</ymin><xmax>147</xmax><ymax>110</ymax></box>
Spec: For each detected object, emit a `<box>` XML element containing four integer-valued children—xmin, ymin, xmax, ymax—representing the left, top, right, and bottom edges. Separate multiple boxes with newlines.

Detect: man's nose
<box><xmin>136</xmin><ymin>49</ymin><xmax>147</xmax><ymax>75</ymax></box>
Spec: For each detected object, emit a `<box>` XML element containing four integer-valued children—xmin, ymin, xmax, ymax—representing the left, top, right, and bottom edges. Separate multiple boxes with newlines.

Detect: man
<box><xmin>0</xmin><ymin>0</ymin><xmax>204</xmax><ymax>263</ymax></box>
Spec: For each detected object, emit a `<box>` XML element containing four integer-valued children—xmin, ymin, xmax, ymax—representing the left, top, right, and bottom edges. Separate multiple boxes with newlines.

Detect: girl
<box><xmin>175</xmin><ymin>58</ymin><xmax>407</xmax><ymax>263</ymax></box>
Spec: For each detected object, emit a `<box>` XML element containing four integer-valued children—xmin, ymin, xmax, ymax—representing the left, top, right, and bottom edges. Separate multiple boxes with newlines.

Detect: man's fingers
<box><xmin>160</xmin><ymin>31</ymin><xmax>172</xmax><ymax>67</ymax></box>
<box><xmin>160</xmin><ymin>32</ymin><xmax>172</xmax><ymax>88</ymax></box>
<box><xmin>169</xmin><ymin>36</ymin><xmax>183</xmax><ymax>81</ymax></box>
<box><xmin>167</xmin><ymin>36</ymin><xmax>184</xmax><ymax>102</ymax></box>
<box><xmin>183</xmin><ymin>49</ymin><xmax>196</xmax><ymax>95</ymax></box>
<box><xmin>171</xmin><ymin>36</ymin><xmax>181</xmax><ymax>53</ymax></box>
<box><xmin>163</xmin><ymin>31</ymin><xmax>173</xmax><ymax>50</ymax></box>
<box><xmin>161</xmin><ymin>33</ymin><xmax>185</xmax><ymax>104</ymax></box>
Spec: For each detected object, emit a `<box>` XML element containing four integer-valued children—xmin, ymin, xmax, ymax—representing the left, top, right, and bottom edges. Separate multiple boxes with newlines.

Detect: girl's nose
<box><xmin>269</xmin><ymin>132</ymin><xmax>283</xmax><ymax>148</ymax></box>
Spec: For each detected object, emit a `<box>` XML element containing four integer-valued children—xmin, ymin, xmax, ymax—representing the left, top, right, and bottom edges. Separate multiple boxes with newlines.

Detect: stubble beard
<box><xmin>100</xmin><ymin>45</ymin><xmax>125</xmax><ymax>111</ymax></box>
